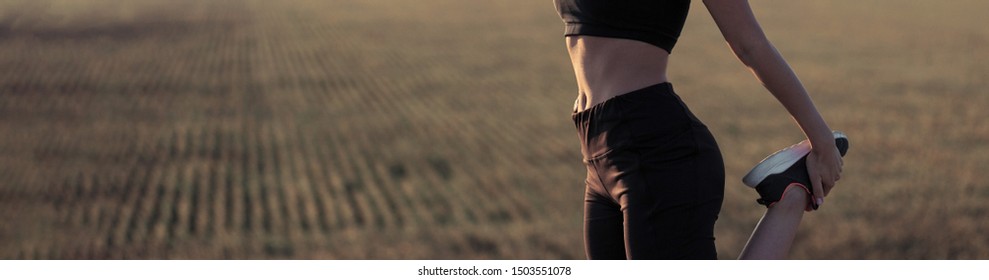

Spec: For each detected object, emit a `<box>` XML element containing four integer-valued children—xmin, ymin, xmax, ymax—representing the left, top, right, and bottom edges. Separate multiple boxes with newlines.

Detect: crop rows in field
<box><xmin>15</xmin><ymin>108</ymin><xmax>559</xmax><ymax>258</ymax></box>
<box><xmin>0</xmin><ymin>0</ymin><xmax>581</xmax><ymax>259</ymax></box>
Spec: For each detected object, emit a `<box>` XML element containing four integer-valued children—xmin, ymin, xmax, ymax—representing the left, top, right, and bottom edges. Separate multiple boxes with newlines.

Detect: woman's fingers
<box><xmin>807</xmin><ymin>149</ymin><xmax>843</xmax><ymax>209</ymax></box>
<box><xmin>808</xmin><ymin>164</ymin><xmax>825</xmax><ymax>209</ymax></box>
<box><xmin>824</xmin><ymin>145</ymin><xmax>842</xmax><ymax>196</ymax></box>
<box><xmin>821</xmin><ymin>173</ymin><xmax>835</xmax><ymax>197</ymax></box>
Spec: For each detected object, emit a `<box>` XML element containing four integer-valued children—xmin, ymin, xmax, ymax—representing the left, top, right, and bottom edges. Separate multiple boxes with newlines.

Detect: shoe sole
<box><xmin>742</xmin><ymin>131</ymin><xmax>848</xmax><ymax>188</ymax></box>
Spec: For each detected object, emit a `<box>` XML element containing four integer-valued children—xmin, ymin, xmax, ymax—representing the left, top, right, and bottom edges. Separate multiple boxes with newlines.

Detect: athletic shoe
<box><xmin>741</xmin><ymin>131</ymin><xmax>849</xmax><ymax>208</ymax></box>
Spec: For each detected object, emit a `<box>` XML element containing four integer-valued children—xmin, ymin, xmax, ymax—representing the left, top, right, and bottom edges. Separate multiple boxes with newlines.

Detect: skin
<box><xmin>738</xmin><ymin>186</ymin><xmax>811</xmax><ymax>259</ymax></box>
<box><xmin>565</xmin><ymin>0</ymin><xmax>843</xmax><ymax>259</ymax></box>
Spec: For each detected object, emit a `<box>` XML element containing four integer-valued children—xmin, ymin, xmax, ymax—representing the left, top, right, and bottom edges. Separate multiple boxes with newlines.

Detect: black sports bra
<box><xmin>554</xmin><ymin>0</ymin><xmax>691</xmax><ymax>53</ymax></box>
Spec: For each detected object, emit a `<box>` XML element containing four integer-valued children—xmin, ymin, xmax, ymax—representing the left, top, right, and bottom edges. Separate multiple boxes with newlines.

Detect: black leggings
<box><xmin>572</xmin><ymin>83</ymin><xmax>725</xmax><ymax>259</ymax></box>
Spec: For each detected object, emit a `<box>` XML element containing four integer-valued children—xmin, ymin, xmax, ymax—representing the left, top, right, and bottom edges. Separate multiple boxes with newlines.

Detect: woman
<box><xmin>556</xmin><ymin>0</ymin><xmax>846</xmax><ymax>259</ymax></box>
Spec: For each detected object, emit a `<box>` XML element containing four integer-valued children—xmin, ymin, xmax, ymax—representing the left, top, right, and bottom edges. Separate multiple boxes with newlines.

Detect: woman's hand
<box><xmin>805</xmin><ymin>144</ymin><xmax>843</xmax><ymax>208</ymax></box>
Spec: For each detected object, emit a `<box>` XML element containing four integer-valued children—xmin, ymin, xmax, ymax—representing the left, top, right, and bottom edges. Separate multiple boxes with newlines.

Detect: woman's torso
<box><xmin>555</xmin><ymin>0</ymin><xmax>691</xmax><ymax>113</ymax></box>
<box><xmin>566</xmin><ymin>36</ymin><xmax>671</xmax><ymax>113</ymax></box>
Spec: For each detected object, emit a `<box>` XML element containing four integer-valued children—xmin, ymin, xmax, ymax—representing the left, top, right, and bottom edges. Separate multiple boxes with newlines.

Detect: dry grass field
<box><xmin>0</xmin><ymin>0</ymin><xmax>986</xmax><ymax>259</ymax></box>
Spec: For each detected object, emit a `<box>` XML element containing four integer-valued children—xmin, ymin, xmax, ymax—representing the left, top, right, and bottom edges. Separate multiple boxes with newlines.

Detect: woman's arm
<box><xmin>703</xmin><ymin>0</ymin><xmax>843</xmax><ymax>207</ymax></box>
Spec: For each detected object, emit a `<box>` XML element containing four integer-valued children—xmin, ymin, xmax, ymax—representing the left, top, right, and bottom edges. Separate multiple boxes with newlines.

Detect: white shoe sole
<box><xmin>742</xmin><ymin>131</ymin><xmax>847</xmax><ymax>188</ymax></box>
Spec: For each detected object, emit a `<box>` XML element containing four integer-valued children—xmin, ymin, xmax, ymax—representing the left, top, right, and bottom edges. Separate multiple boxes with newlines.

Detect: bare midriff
<box><xmin>566</xmin><ymin>36</ymin><xmax>670</xmax><ymax>113</ymax></box>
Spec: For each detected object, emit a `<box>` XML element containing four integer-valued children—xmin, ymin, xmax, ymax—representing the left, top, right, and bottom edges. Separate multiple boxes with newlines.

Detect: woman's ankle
<box><xmin>773</xmin><ymin>184</ymin><xmax>811</xmax><ymax>211</ymax></box>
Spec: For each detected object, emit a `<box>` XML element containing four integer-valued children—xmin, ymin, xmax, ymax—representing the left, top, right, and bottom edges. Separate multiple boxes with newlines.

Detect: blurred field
<box><xmin>0</xmin><ymin>0</ymin><xmax>986</xmax><ymax>259</ymax></box>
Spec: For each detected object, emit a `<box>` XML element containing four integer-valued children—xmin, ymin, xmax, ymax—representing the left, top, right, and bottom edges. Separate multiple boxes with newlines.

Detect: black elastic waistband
<box><xmin>571</xmin><ymin>82</ymin><xmax>674</xmax><ymax>123</ymax></box>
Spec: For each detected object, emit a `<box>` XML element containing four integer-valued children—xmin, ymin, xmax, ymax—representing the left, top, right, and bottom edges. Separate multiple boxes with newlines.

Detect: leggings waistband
<box><xmin>571</xmin><ymin>82</ymin><xmax>675</xmax><ymax>123</ymax></box>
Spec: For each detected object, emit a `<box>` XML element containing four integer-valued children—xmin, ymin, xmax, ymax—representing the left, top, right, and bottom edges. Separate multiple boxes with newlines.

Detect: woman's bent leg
<box><xmin>738</xmin><ymin>186</ymin><xmax>811</xmax><ymax>259</ymax></box>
